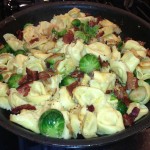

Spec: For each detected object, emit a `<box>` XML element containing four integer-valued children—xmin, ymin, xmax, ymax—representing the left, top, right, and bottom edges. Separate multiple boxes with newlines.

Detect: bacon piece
<box><xmin>123</xmin><ymin>114</ymin><xmax>134</xmax><ymax>126</ymax></box>
<box><xmin>16</xmin><ymin>30</ymin><xmax>23</xmax><ymax>40</ymax></box>
<box><xmin>96</xmin><ymin>31</ymin><xmax>104</xmax><ymax>38</ymax></box>
<box><xmin>29</xmin><ymin>38</ymin><xmax>39</xmax><ymax>44</ymax></box>
<box><xmin>38</xmin><ymin>70</ymin><xmax>55</xmax><ymax>80</ymax></box>
<box><xmin>19</xmin><ymin>75</ymin><xmax>28</xmax><ymax>85</ymax></box>
<box><xmin>0</xmin><ymin>67</ymin><xmax>7</xmax><ymax>72</ymax></box>
<box><xmin>123</xmin><ymin>107</ymin><xmax>140</xmax><ymax>127</ymax></box>
<box><xmin>17</xmin><ymin>83</ymin><xmax>31</xmax><ymax>96</ymax></box>
<box><xmin>89</xmin><ymin>20</ymin><xmax>97</xmax><ymax>27</ymax></box>
<box><xmin>87</xmin><ymin>105</ymin><xmax>95</xmax><ymax>112</ymax></box>
<box><xmin>71</xmin><ymin>70</ymin><xmax>84</xmax><ymax>79</ymax></box>
<box><xmin>66</xmin><ymin>81</ymin><xmax>79</xmax><ymax>96</ymax></box>
<box><xmin>63</xmin><ymin>30</ymin><xmax>74</xmax><ymax>44</ymax></box>
<box><xmin>12</xmin><ymin>104</ymin><xmax>36</xmax><ymax>114</ymax></box>
<box><xmin>26</xmin><ymin>68</ymin><xmax>39</xmax><ymax>81</ymax></box>
<box><xmin>96</xmin><ymin>16</ymin><xmax>103</xmax><ymax>23</ymax></box>
<box><xmin>138</xmin><ymin>41</ymin><xmax>145</xmax><ymax>46</ymax></box>
<box><xmin>147</xmin><ymin>49</ymin><xmax>150</xmax><ymax>57</ymax></box>
<box><xmin>98</xmin><ymin>56</ymin><xmax>109</xmax><ymax>68</ymax></box>
<box><xmin>127</xmin><ymin>72</ymin><xmax>138</xmax><ymax>90</ymax></box>
<box><xmin>129</xmin><ymin>107</ymin><xmax>140</xmax><ymax>120</ymax></box>
<box><xmin>114</xmin><ymin>85</ymin><xmax>131</xmax><ymax>106</ymax></box>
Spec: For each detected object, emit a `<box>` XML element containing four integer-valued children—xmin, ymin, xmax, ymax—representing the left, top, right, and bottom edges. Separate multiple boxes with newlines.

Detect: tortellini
<box><xmin>97</xmin><ymin>106</ymin><xmax>125</xmax><ymax>135</ymax></box>
<box><xmin>26</xmin><ymin>81</ymin><xmax>51</xmax><ymax>105</ymax></box>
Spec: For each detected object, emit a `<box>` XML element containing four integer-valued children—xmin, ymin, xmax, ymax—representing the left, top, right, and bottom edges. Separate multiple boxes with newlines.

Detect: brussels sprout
<box><xmin>79</xmin><ymin>54</ymin><xmax>101</xmax><ymax>73</ymax></box>
<box><xmin>38</xmin><ymin>109</ymin><xmax>65</xmax><ymax>138</ymax></box>
<box><xmin>60</xmin><ymin>76</ymin><xmax>77</xmax><ymax>86</ymax></box>
<box><xmin>129</xmin><ymin>86</ymin><xmax>147</xmax><ymax>103</ymax></box>
<box><xmin>14</xmin><ymin>50</ymin><xmax>26</xmax><ymax>56</ymax></box>
<box><xmin>72</xmin><ymin>19</ymin><xmax>81</xmax><ymax>27</ymax></box>
<box><xmin>116</xmin><ymin>100</ymin><xmax>127</xmax><ymax>115</ymax></box>
<box><xmin>7</xmin><ymin>74</ymin><xmax>23</xmax><ymax>88</ymax></box>
<box><xmin>45</xmin><ymin>53</ymin><xmax>65</xmax><ymax>66</ymax></box>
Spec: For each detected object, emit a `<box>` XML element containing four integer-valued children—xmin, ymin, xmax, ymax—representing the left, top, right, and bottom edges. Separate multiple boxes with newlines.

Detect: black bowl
<box><xmin>0</xmin><ymin>1</ymin><xmax>150</xmax><ymax>149</ymax></box>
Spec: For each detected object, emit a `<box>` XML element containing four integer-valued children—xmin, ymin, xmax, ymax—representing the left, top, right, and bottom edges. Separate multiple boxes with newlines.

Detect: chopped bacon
<box><xmin>12</xmin><ymin>104</ymin><xmax>36</xmax><ymax>115</ymax></box>
<box><xmin>26</xmin><ymin>68</ymin><xmax>39</xmax><ymax>82</ymax></box>
<box><xmin>73</xmin><ymin>27</ymin><xmax>80</xmax><ymax>31</ymax></box>
<box><xmin>146</xmin><ymin>49</ymin><xmax>150</xmax><ymax>57</ymax></box>
<box><xmin>63</xmin><ymin>30</ymin><xmax>74</xmax><ymax>44</ymax></box>
<box><xmin>96</xmin><ymin>31</ymin><xmax>104</xmax><ymax>38</ymax></box>
<box><xmin>19</xmin><ymin>75</ymin><xmax>28</xmax><ymax>85</ymax></box>
<box><xmin>114</xmin><ymin>84</ymin><xmax>131</xmax><ymax>106</ymax></box>
<box><xmin>87</xmin><ymin>105</ymin><xmax>95</xmax><ymax>112</ymax></box>
<box><xmin>16</xmin><ymin>30</ymin><xmax>23</xmax><ymax>40</ymax></box>
<box><xmin>123</xmin><ymin>107</ymin><xmax>140</xmax><ymax>127</ymax></box>
<box><xmin>127</xmin><ymin>72</ymin><xmax>138</xmax><ymax>90</ymax></box>
<box><xmin>129</xmin><ymin>107</ymin><xmax>140</xmax><ymax>120</ymax></box>
<box><xmin>71</xmin><ymin>70</ymin><xmax>84</xmax><ymax>79</ymax></box>
<box><xmin>17</xmin><ymin>83</ymin><xmax>31</xmax><ymax>96</ymax></box>
<box><xmin>29</xmin><ymin>38</ymin><xmax>39</xmax><ymax>44</ymax></box>
<box><xmin>66</xmin><ymin>81</ymin><xmax>79</xmax><ymax>96</ymax></box>
<box><xmin>89</xmin><ymin>20</ymin><xmax>97</xmax><ymax>27</ymax></box>
<box><xmin>123</xmin><ymin>114</ymin><xmax>134</xmax><ymax>126</ymax></box>
<box><xmin>0</xmin><ymin>67</ymin><xmax>7</xmax><ymax>72</ymax></box>
<box><xmin>98</xmin><ymin>56</ymin><xmax>109</xmax><ymax>67</ymax></box>
<box><xmin>106</xmin><ymin>90</ymin><xmax>113</xmax><ymax>94</ymax></box>
<box><xmin>38</xmin><ymin>70</ymin><xmax>55</xmax><ymax>80</ymax></box>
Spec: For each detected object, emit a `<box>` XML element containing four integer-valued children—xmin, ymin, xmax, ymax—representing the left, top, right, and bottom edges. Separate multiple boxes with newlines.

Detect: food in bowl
<box><xmin>0</xmin><ymin>8</ymin><xmax>150</xmax><ymax>139</ymax></box>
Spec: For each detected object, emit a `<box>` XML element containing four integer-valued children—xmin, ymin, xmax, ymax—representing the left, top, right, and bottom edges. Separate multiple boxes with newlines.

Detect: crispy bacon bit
<box><xmin>127</xmin><ymin>72</ymin><xmax>138</xmax><ymax>90</ymax></box>
<box><xmin>63</xmin><ymin>30</ymin><xmax>74</xmax><ymax>44</ymax></box>
<box><xmin>89</xmin><ymin>20</ymin><xmax>97</xmax><ymax>27</ymax></box>
<box><xmin>114</xmin><ymin>85</ymin><xmax>131</xmax><ymax>106</ymax></box>
<box><xmin>98</xmin><ymin>56</ymin><xmax>109</xmax><ymax>67</ymax></box>
<box><xmin>123</xmin><ymin>107</ymin><xmax>140</xmax><ymax>127</ymax></box>
<box><xmin>19</xmin><ymin>75</ymin><xmax>28</xmax><ymax>85</ymax></box>
<box><xmin>38</xmin><ymin>70</ymin><xmax>55</xmax><ymax>80</ymax></box>
<box><xmin>106</xmin><ymin>90</ymin><xmax>113</xmax><ymax>94</ymax></box>
<box><xmin>12</xmin><ymin>104</ymin><xmax>36</xmax><ymax>115</ymax></box>
<box><xmin>146</xmin><ymin>49</ymin><xmax>150</xmax><ymax>57</ymax></box>
<box><xmin>66</xmin><ymin>81</ymin><xmax>79</xmax><ymax>96</ymax></box>
<box><xmin>71</xmin><ymin>70</ymin><xmax>84</xmax><ymax>79</ymax></box>
<box><xmin>17</xmin><ymin>83</ymin><xmax>31</xmax><ymax>96</ymax></box>
<box><xmin>129</xmin><ymin>107</ymin><xmax>140</xmax><ymax>120</ymax></box>
<box><xmin>73</xmin><ymin>27</ymin><xmax>80</xmax><ymax>31</ymax></box>
<box><xmin>26</xmin><ymin>68</ymin><xmax>39</xmax><ymax>81</ymax></box>
<box><xmin>16</xmin><ymin>30</ymin><xmax>23</xmax><ymax>40</ymax></box>
<box><xmin>87</xmin><ymin>105</ymin><xmax>95</xmax><ymax>112</ymax></box>
<box><xmin>0</xmin><ymin>67</ymin><xmax>7</xmax><ymax>72</ymax></box>
<box><xmin>96</xmin><ymin>31</ymin><xmax>104</xmax><ymax>38</ymax></box>
<box><xmin>0</xmin><ymin>43</ymin><xmax>4</xmax><ymax>49</ymax></box>
<box><xmin>29</xmin><ymin>38</ymin><xmax>39</xmax><ymax>44</ymax></box>
<box><xmin>123</xmin><ymin>114</ymin><xmax>134</xmax><ymax>126</ymax></box>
